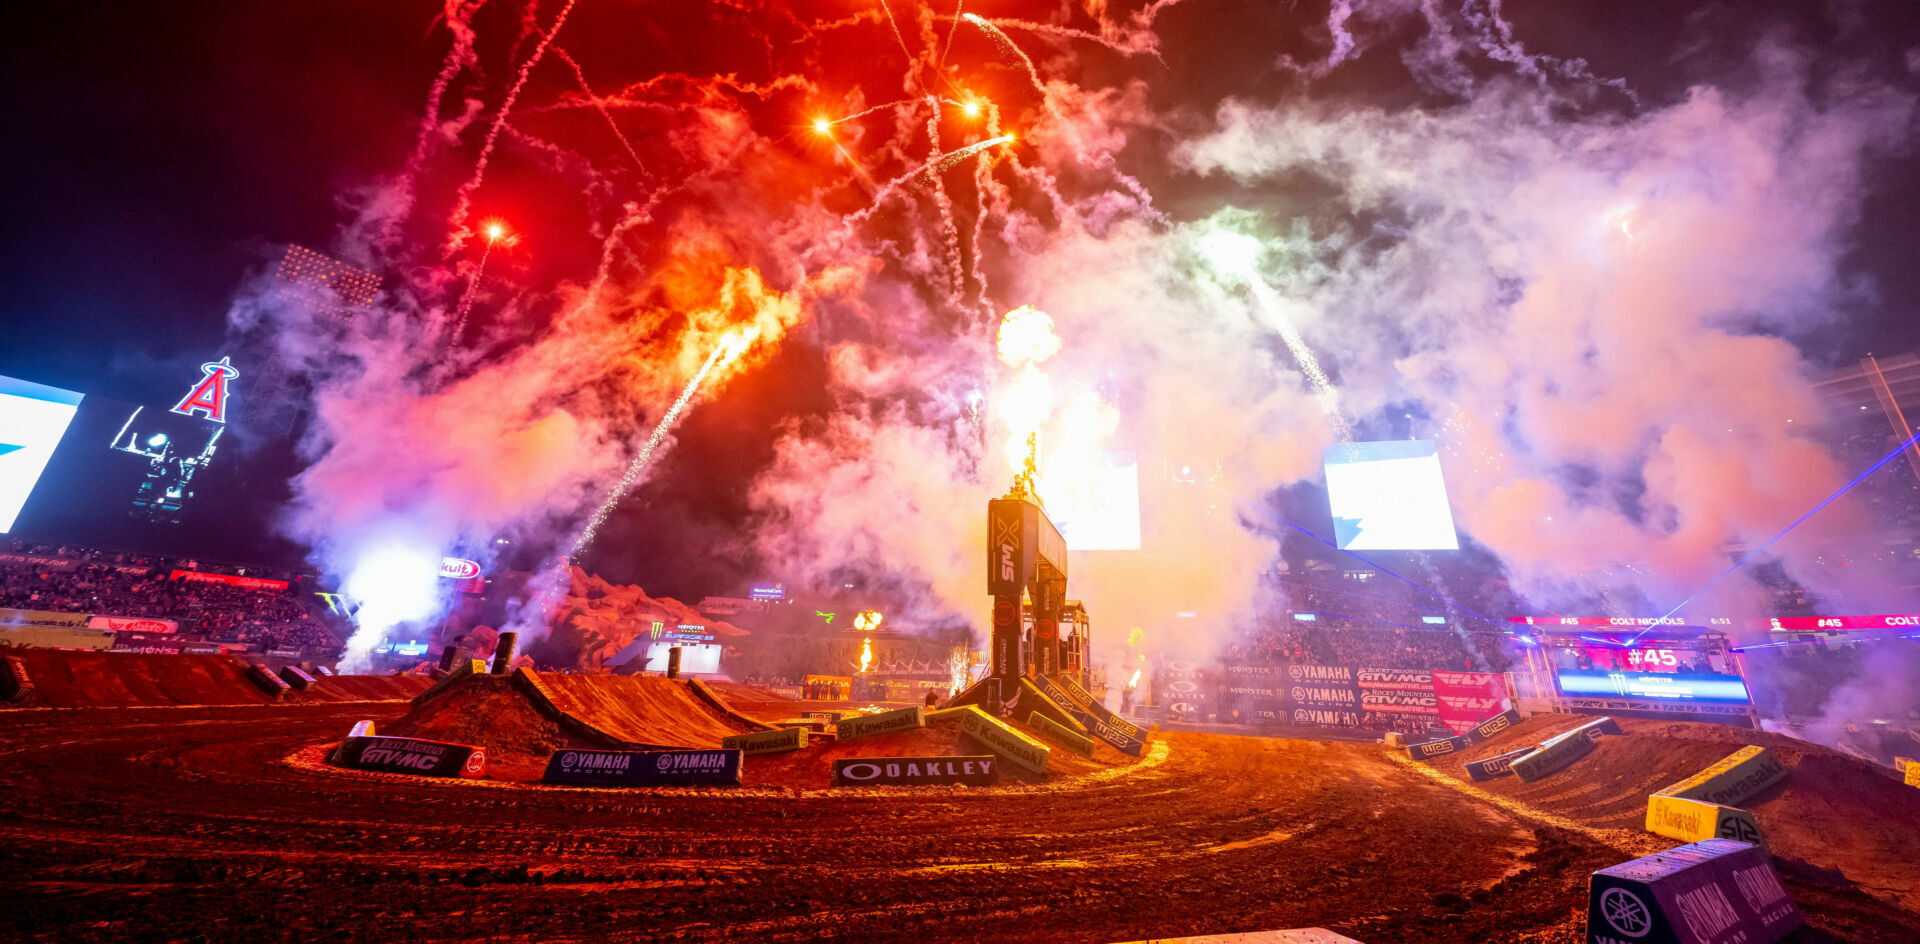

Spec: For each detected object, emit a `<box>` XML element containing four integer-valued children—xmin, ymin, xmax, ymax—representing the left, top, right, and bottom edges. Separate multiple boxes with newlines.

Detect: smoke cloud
<box><xmin>227</xmin><ymin>1</ymin><xmax>1917</xmax><ymax>697</ymax></box>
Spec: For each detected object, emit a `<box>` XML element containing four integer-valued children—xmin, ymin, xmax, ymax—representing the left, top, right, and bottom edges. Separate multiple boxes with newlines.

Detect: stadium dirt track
<box><xmin>2</xmin><ymin>703</ymin><xmax>1916</xmax><ymax>944</ymax></box>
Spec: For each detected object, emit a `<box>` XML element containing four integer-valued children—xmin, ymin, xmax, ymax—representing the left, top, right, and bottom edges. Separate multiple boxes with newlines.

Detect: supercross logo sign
<box><xmin>170</xmin><ymin>357</ymin><xmax>239</xmax><ymax>423</ymax></box>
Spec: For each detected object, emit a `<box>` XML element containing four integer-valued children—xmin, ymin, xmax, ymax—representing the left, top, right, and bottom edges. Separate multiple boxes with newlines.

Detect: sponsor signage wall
<box><xmin>169</xmin><ymin>570</ymin><xmax>290</xmax><ymax>592</ymax></box>
<box><xmin>0</xmin><ymin>552</ymin><xmax>78</xmax><ymax>571</ymax></box>
<box><xmin>1041</xmin><ymin>673</ymin><xmax>1146</xmax><ymax>756</ymax></box>
<box><xmin>89</xmin><ymin>615</ymin><xmax>178</xmax><ymax>634</ymax></box>
<box><xmin>835</xmin><ymin>706</ymin><xmax>925</xmax><ymax>741</ymax></box>
<box><xmin>542</xmin><ymin>748</ymin><xmax>742</xmax><ymax>787</ymax></box>
<box><xmin>831</xmin><ymin>755</ymin><xmax>999</xmax><ymax>787</ymax></box>
<box><xmin>1221</xmin><ymin>663</ymin><xmax>1510</xmax><ymax>733</ymax></box>
<box><xmin>0</xmin><ymin>607</ymin><xmax>92</xmax><ymax>628</ymax></box>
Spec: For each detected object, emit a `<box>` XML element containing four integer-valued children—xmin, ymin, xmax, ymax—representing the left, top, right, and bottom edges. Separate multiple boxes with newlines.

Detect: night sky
<box><xmin>3</xmin><ymin>1</ymin><xmax>1919</xmax><ymax>598</ymax></box>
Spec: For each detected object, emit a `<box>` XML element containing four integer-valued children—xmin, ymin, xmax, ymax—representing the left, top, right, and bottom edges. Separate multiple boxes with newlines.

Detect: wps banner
<box><xmin>90</xmin><ymin>615</ymin><xmax>178</xmax><ymax>634</ymax></box>
<box><xmin>169</xmin><ymin>570</ymin><xmax>289</xmax><ymax>591</ymax></box>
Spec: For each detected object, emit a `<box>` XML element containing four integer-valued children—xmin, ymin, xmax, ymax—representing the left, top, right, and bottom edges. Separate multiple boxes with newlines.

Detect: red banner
<box><xmin>1432</xmin><ymin>671</ymin><xmax>1510</xmax><ymax>734</ymax></box>
<box><xmin>90</xmin><ymin>615</ymin><xmax>178</xmax><ymax>634</ymax></box>
<box><xmin>169</xmin><ymin>570</ymin><xmax>289</xmax><ymax>591</ymax></box>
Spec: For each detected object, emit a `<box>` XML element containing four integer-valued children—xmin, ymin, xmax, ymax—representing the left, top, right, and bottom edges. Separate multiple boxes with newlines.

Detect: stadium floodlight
<box><xmin>148</xmin><ymin>433</ymin><xmax>168</xmax><ymax>448</ymax></box>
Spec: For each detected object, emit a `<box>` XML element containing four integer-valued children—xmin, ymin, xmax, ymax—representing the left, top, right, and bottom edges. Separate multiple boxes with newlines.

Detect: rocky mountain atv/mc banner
<box><xmin>331</xmin><ymin>736</ymin><xmax>486</xmax><ymax>778</ymax></box>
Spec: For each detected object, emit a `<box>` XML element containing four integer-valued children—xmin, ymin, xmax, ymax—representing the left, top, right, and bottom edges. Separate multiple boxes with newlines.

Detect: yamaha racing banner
<box><xmin>543</xmin><ymin>748</ymin><xmax>741</xmax><ymax>787</ymax></box>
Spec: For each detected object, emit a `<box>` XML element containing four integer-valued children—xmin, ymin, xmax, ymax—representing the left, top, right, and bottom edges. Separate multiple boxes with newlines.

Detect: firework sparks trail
<box><xmin>570</xmin><ymin>332</ymin><xmax>751</xmax><ymax>559</ymax></box>
<box><xmin>447</xmin><ymin>236</ymin><xmax>495</xmax><ymax>340</ymax></box>
<box><xmin>823</xmin><ymin>97</ymin><xmax>920</xmax><ymax>127</ymax></box>
<box><xmin>554</xmin><ymin>47</ymin><xmax>647</xmax><ymax>173</ymax></box>
<box><xmin>938</xmin><ymin>0</ymin><xmax>965</xmax><ymax>68</ymax></box>
<box><xmin>965</xmin><ymin>15</ymin><xmax>1163</xmax><ymax>59</ymax></box>
<box><xmin>444</xmin><ymin>0</ymin><xmax>579</xmax><ymax>255</ymax></box>
<box><xmin>963</xmin><ymin>14</ymin><xmax>1045</xmax><ymax>95</ymax></box>
<box><xmin>406</xmin><ymin>0</ymin><xmax>488</xmax><ymax>182</ymax></box>
<box><xmin>846</xmin><ymin>135</ymin><xmax>1014</xmax><ymax>223</ymax></box>
<box><xmin>876</xmin><ymin>0</ymin><xmax>916</xmax><ymax>65</ymax></box>
<box><xmin>1245</xmin><ymin>276</ymin><xmax>1353</xmax><ymax>442</ymax></box>
<box><xmin>926</xmin><ymin>96</ymin><xmax>967</xmax><ymax>300</ymax></box>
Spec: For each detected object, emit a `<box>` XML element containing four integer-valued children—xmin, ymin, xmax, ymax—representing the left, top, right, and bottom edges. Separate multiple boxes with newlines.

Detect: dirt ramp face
<box><xmin>1428</xmin><ymin>714</ymin><xmax>1920</xmax><ymax>912</ymax></box>
<box><xmin>384</xmin><ymin>676</ymin><xmax>568</xmax><ymax>781</ymax></box>
<box><xmin>534</xmin><ymin>673</ymin><xmax>757</xmax><ymax>748</ymax></box>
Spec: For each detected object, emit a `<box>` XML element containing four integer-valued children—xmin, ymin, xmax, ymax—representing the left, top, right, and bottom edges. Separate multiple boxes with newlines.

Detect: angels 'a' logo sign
<box><xmin>170</xmin><ymin>357</ymin><xmax>239</xmax><ymax>423</ymax></box>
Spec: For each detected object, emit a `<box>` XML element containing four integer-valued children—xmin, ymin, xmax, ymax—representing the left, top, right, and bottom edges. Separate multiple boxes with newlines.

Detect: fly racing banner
<box><xmin>331</xmin><ymin>736</ymin><xmax>486</xmax><ymax>778</ymax></box>
<box><xmin>542</xmin><ymin>748</ymin><xmax>742</xmax><ymax>787</ymax></box>
<box><xmin>832</xmin><ymin>755</ymin><xmax>999</xmax><ymax>787</ymax></box>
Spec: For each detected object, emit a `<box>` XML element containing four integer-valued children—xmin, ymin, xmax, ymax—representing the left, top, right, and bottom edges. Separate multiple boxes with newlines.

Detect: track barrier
<box><xmin>722</xmin><ymin>726</ymin><xmax>808</xmax><ymax>755</ymax></box>
<box><xmin>1654</xmin><ymin>746</ymin><xmax>1787</xmax><ymax>807</ymax></box>
<box><xmin>1</xmin><ymin>655</ymin><xmax>33</xmax><ymax>702</ymax></box>
<box><xmin>1039</xmin><ymin>673</ymin><xmax>1145</xmax><ymax>755</ymax></box>
<box><xmin>834</xmin><ymin>705</ymin><xmax>924</xmax><ymax>741</ymax></box>
<box><xmin>1906</xmin><ymin>762</ymin><xmax>1920</xmax><ymax>789</ymax></box>
<box><xmin>278</xmin><ymin>665</ymin><xmax>317</xmax><ymax>691</ymax></box>
<box><xmin>802</xmin><ymin>710</ymin><xmax>846</xmax><ymax>723</ymax></box>
<box><xmin>332</xmin><ymin>735</ymin><xmax>487</xmax><ymax>778</ymax></box>
<box><xmin>542</xmin><ymin>748</ymin><xmax>741</xmax><ymax>787</ymax></box>
<box><xmin>1029</xmin><ymin>711</ymin><xmax>1095</xmax><ymax>756</ymax></box>
<box><xmin>1645</xmin><ymin>795</ymin><xmax>1766</xmax><ymax>847</ymax></box>
<box><xmin>247</xmin><ymin>663</ymin><xmax>291</xmax><ymax>697</ymax></box>
<box><xmin>831</xmin><ymin>755</ymin><xmax>999</xmax><ymax>787</ymax></box>
<box><xmin>1406</xmin><ymin>707</ymin><xmax>1523</xmax><ymax>761</ymax></box>
<box><xmin>1466</xmin><ymin>747</ymin><xmax>1533</xmax><ymax>782</ymax></box>
<box><xmin>959</xmin><ymin>707</ymin><xmax>1050</xmax><ymax>774</ymax></box>
<box><xmin>1511</xmin><ymin>717</ymin><xmax>1618</xmax><ymax>783</ymax></box>
<box><xmin>1587</xmin><ymin>838</ymin><xmax>1801</xmax><ymax>944</ymax></box>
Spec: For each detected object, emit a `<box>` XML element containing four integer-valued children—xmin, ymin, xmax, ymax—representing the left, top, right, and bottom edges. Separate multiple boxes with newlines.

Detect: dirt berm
<box><xmin>386</xmin><ymin>673</ymin><xmax>1140</xmax><ymax>787</ymax></box>
<box><xmin>0</xmin><ymin>649</ymin><xmax>430</xmax><ymax>708</ymax></box>
<box><xmin>1421</xmin><ymin>712</ymin><xmax>1920</xmax><ymax>914</ymax></box>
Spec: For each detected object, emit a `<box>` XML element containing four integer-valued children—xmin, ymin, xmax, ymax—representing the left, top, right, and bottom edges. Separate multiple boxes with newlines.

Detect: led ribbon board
<box><xmin>0</xmin><ymin>376</ymin><xmax>84</xmax><ymax>532</ymax></box>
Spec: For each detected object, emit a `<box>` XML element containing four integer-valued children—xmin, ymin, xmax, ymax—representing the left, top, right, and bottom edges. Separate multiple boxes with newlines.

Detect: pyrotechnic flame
<box><xmin>1127</xmin><ymin>669</ymin><xmax>1141</xmax><ymax>689</ymax></box>
<box><xmin>963</xmin><ymin>100</ymin><xmax>981</xmax><ymax>118</ymax></box>
<box><xmin>859</xmin><ymin>636</ymin><xmax>873</xmax><ymax>673</ymax></box>
<box><xmin>854</xmin><ymin>609</ymin><xmax>883</xmax><ymax>632</ymax></box>
<box><xmin>996</xmin><ymin>305</ymin><xmax>1061</xmax><ymax>367</ymax></box>
<box><xmin>812</xmin><ymin>117</ymin><xmax>832</xmax><ymax>135</ymax></box>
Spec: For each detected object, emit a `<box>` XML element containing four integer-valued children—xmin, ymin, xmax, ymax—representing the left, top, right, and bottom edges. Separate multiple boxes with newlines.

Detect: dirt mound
<box><xmin>1424</xmin><ymin>713</ymin><xmax>1920</xmax><ymax>910</ymax></box>
<box><xmin>383</xmin><ymin>676</ymin><xmax>569</xmax><ymax>781</ymax></box>
<box><xmin>0</xmin><ymin>649</ymin><xmax>430</xmax><ymax>708</ymax></box>
<box><xmin>743</xmin><ymin>713</ymin><xmax>1133</xmax><ymax>789</ymax></box>
<box><xmin>535</xmin><ymin>672</ymin><xmax>758</xmax><ymax>747</ymax></box>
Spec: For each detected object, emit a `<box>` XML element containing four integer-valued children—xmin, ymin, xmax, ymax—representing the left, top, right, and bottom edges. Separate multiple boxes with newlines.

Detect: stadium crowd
<box><xmin>0</xmin><ymin>541</ymin><xmax>338</xmax><ymax>653</ymax></box>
